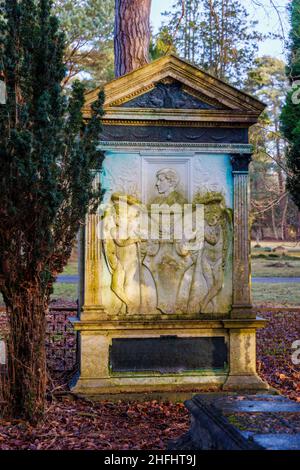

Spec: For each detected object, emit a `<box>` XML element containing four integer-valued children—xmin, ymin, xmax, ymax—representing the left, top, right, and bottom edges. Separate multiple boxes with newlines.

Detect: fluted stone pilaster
<box><xmin>81</xmin><ymin>171</ymin><xmax>106</xmax><ymax>320</ymax></box>
<box><xmin>231</xmin><ymin>154</ymin><xmax>254</xmax><ymax>318</ymax></box>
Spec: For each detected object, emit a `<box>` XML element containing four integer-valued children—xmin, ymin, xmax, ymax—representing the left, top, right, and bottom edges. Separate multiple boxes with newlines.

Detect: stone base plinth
<box><xmin>72</xmin><ymin>375</ymin><xmax>226</xmax><ymax>396</ymax></box>
<box><xmin>223</xmin><ymin>374</ymin><xmax>269</xmax><ymax>391</ymax></box>
<box><xmin>70</xmin><ymin>317</ymin><xmax>269</xmax><ymax>396</ymax></box>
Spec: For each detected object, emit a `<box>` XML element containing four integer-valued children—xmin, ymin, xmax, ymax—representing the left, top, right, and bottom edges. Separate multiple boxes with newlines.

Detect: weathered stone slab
<box><xmin>249</xmin><ymin>394</ymin><xmax>291</xmax><ymax>401</ymax></box>
<box><xmin>168</xmin><ymin>394</ymin><xmax>300</xmax><ymax>451</ymax></box>
<box><xmin>249</xmin><ymin>434</ymin><xmax>300</xmax><ymax>451</ymax></box>
<box><xmin>168</xmin><ymin>395</ymin><xmax>262</xmax><ymax>450</ymax></box>
<box><xmin>212</xmin><ymin>398</ymin><xmax>300</xmax><ymax>413</ymax></box>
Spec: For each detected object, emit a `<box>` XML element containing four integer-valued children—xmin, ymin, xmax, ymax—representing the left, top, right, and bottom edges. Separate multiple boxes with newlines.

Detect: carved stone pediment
<box><xmin>83</xmin><ymin>54</ymin><xmax>265</xmax><ymax>129</ymax></box>
<box><xmin>120</xmin><ymin>81</ymin><xmax>224</xmax><ymax>110</ymax></box>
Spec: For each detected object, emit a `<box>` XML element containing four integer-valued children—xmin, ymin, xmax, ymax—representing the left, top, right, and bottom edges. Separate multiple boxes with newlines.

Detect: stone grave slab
<box><xmin>168</xmin><ymin>394</ymin><xmax>300</xmax><ymax>450</ymax></box>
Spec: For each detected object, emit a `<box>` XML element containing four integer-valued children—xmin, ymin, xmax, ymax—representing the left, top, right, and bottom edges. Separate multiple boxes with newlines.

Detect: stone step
<box><xmin>244</xmin><ymin>433</ymin><xmax>300</xmax><ymax>451</ymax></box>
<box><xmin>168</xmin><ymin>394</ymin><xmax>300</xmax><ymax>451</ymax></box>
<box><xmin>213</xmin><ymin>399</ymin><xmax>300</xmax><ymax>414</ymax></box>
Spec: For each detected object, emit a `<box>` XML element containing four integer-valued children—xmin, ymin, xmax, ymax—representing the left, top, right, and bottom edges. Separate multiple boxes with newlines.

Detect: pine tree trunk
<box><xmin>4</xmin><ymin>285</ymin><xmax>47</xmax><ymax>422</ymax></box>
<box><xmin>114</xmin><ymin>0</ymin><xmax>152</xmax><ymax>78</ymax></box>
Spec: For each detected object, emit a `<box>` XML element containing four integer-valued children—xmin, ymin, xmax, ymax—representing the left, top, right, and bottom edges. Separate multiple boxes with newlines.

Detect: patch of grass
<box><xmin>51</xmin><ymin>283</ymin><xmax>77</xmax><ymax>302</ymax></box>
<box><xmin>0</xmin><ymin>282</ymin><xmax>78</xmax><ymax>306</ymax></box>
<box><xmin>252</xmin><ymin>282</ymin><xmax>300</xmax><ymax>307</ymax></box>
<box><xmin>251</xmin><ymin>241</ymin><xmax>300</xmax><ymax>249</ymax></box>
<box><xmin>251</xmin><ymin>241</ymin><xmax>300</xmax><ymax>261</ymax></box>
<box><xmin>252</xmin><ymin>253</ymin><xmax>276</xmax><ymax>259</ymax></box>
<box><xmin>252</xmin><ymin>253</ymin><xmax>300</xmax><ymax>261</ymax></box>
<box><xmin>252</xmin><ymin>257</ymin><xmax>300</xmax><ymax>277</ymax></box>
<box><xmin>62</xmin><ymin>261</ymin><xmax>78</xmax><ymax>276</ymax></box>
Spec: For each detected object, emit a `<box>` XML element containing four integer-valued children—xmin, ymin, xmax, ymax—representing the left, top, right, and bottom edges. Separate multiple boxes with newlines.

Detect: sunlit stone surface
<box><xmin>71</xmin><ymin>55</ymin><xmax>269</xmax><ymax>395</ymax></box>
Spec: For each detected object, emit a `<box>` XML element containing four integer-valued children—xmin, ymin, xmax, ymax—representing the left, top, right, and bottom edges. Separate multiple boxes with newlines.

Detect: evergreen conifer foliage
<box><xmin>281</xmin><ymin>0</ymin><xmax>300</xmax><ymax>210</ymax></box>
<box><xmin>0</xmin><ymin>0</ymin><xmax>104</xmax><ymax>421</ymax></box>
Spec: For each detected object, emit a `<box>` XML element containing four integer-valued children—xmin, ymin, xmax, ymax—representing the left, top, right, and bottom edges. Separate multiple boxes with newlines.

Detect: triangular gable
<box><xmin>83</xmin><ymin>54</ymin><xmax>265</xmax><ymax>118</ymax></box>
<box><xmin>86</xmin><ymin>54</ymin><xmax>265</xmax><ymax>114</ymax></box>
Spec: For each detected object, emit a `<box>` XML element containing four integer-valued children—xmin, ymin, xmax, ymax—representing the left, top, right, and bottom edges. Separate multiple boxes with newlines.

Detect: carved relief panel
<box><xmin>99</xmin><ymin>151</ymin><xmax>233</xmax><ymax>319</ymax></box>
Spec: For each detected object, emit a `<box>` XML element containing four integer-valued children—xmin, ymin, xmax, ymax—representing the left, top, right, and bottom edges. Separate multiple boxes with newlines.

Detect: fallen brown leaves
<box><xmin>0</xmin><ymin>309</ymin><xmax>299</xmax><ymax>450</ymax></box>
<box><xmin>0</xmin><ymin>399</ymin><xmax>189</xmax><ymax>450</ymax></box>
<box><xmin>257</xmin><ymin>311</ymin><xmax>300</xmax><ymax>401</ymax></box>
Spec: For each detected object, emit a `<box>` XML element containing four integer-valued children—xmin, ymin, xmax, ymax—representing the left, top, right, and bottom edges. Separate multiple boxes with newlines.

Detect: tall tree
<box><xmin>281</xmin><ymin>0</ymin><xmax>300</xmax><ymax>212</ymax></box>
<box><xmin>53</xmin><ymin>0</ymin><xmax>114</xmax><ymax>87</ymax></box>
<box><xmin>201</xmin><ymin>0</ymin><xmax>263</xmax><ymax>84</ymax></box>
<box><xmin>246</xmin><ymin>57</ymin><xmax>292</xmax><ymax>240</ymax></box>
<box><xmin>0</xmin><ymin>0</ymin><xmax>104</xmax><ymax>421</ymax></box>
<box><xmin>114</xmin><ymin>0</ymin><xmax>152</xmax><ymax>77</ymax></box>
<box><xmin>159</xmin><ymin>0</ymin><xmax>201</xmax><ymax>63</ymax></box>
<box><xmin>149</xmin><ymin>26</ymin><xmax>177</xmax><ymax>61</ymax></box>
<box><xmin>158</xmin><ymin>0</ymin><xmax>264</xmax><ymax>85</ymax></box>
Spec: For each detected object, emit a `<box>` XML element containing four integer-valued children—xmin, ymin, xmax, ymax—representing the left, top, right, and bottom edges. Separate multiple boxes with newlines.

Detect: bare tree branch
<box><xmin>269</xmin><ymin>0</ymin><xmax>286</xmax><ymax>41</ymax></box>
<box><xmin>250</xmin><ymin>0</ymin><xmax>286</xmax><ymax>41</ymax></box>
<box><xmin>251</xmin><ymin>191</ymin><xmax>288</xmax><ymax>214</ymax></box>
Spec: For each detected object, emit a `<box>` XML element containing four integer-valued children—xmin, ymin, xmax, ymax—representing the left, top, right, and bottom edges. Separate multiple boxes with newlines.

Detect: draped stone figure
<box><xmin>188</xmin><ymin>193</ymin><xmax>232</xmax><ymax>314</ymax></box>
<box><xmin>143</xmin><ymin>240</ymin><xmax>194</xmax><ymax>314</ymax></box>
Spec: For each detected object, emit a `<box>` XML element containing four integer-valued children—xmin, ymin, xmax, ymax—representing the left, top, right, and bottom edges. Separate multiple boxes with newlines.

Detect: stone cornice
<box><xmin>98</xmin><ymin>142</ymin><xmax>254</xmax><ymax>154</ymax></box>
<box><xmin>88</xmin><ymin>108</ymin><xmax>260</xmax><ymax>127</ymax></box>
<box><xmin>100</xmin><ymin>120</ymin><xmax>250</xmax><ymax>128</ymax></box>
<box><xmin>71</xmin><ymin>317</ymin><xmax>266</xmax><ymax>331</ymax></box>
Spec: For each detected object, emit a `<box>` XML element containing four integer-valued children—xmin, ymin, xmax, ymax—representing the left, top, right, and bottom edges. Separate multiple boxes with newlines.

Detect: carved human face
<box><xmin>156</xmin><ymin>172</ymin><xmax>177</xmax><ymax>196</ymax></box>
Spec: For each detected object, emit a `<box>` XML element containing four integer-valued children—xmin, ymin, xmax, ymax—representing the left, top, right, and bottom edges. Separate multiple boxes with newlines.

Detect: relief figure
<box><xmin>188</xmin><ymin>193</ymin><xmax>232</xmax><ymax>314</ymax></box>
<box><xmin>143</xmin><ymin>240</ymin><xmax>194</xmax><ymax>314</ymax></box>
<box><xmin>144</xmin><ymin>168</ymin><xmax>193</xmax><ymax>314</ymax></box>
<box><xmin>151</xmin><ymin>168</ymin><xmax>187</xmax><ymax>206</ymax></box>
<box><xmin>102</xmin><ymin>171</ymin><xmax>231</xmax><ymax>317</ymax></box>
<box><xmin>103</xmin><ymin>193</ymin><xmax>144</xmax><ymax>315</ymax></box>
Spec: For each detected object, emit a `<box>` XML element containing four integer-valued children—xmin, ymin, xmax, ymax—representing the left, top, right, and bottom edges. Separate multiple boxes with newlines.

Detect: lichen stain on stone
<box><xmin>245</xmin><ymin>333</ymin><xmax>252</xmax><ymax>368</ymax></box>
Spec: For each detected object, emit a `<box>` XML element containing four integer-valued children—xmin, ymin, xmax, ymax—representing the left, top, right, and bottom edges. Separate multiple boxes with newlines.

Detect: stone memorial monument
<box><xmin>71</xmin><ymin>55</ymin><xmax>268</xmax><ymax>394</ymax></box>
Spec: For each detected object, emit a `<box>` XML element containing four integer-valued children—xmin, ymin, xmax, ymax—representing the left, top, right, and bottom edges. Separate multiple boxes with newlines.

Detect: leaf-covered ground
<box><xmin>0</xmin><ymin>309</ymin><xmax>299</xmax><ymax>450</ymax></box>
<box><xmin>257</xmin><ymin>311</ymin><xmax>300</xmax><ymax>402</ymax></box>
<box><xmin>0</xmin><ymin>399</ymin><xmax>189</xmax><ymax>450</ymax></box>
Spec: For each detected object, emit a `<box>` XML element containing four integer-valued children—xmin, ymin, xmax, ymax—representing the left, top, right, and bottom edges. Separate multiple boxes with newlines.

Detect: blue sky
<box><xmin>151</xmin><ymin>0</ymin><xmax>289</xmax><ymax>61</ymax></box>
